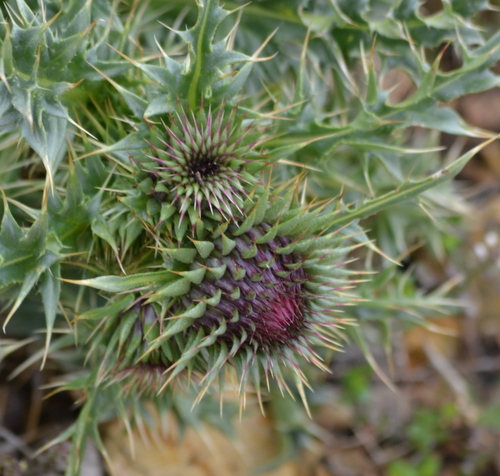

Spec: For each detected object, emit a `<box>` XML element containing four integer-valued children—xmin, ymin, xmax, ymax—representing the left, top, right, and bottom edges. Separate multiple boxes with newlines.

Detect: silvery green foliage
<box><xmin>0</xmin><ymin>0</ymin><xmax>133</xmax><ymax>182</ymax></box>
<box><xmin>0</xmin><ymin>0</ymin><xmax>498</xmax><ymax>474</ymax></box>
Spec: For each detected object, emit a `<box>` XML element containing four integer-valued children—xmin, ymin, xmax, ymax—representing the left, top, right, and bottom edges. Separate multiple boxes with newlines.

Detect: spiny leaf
<box><xmin>39</xmin><ymin>261</ymin><xmax>61</xmax><ymax>368</ymax></box>
<box><xmin>327</xmin><ymin>136</ymin><xmax>499</xmax><ymax>229</ymax></box>
<box><xmin>0</xmin><ymin>207</ymin><xmax>61</xmax><ymax>330</ymax></box>
<box><xmin>183</xmin><ymin>0</ymin><xmax>230</xmax><ymax>108</ymax></box>
<box><xmin>75</xmin><ymin>295</ymin><xmax>135</xmax><ymax>322</ymax></box>
<box><xmin>64</xmin><ymin>271</ymin><xmax>175</xmax><ymax>293</ymax></box>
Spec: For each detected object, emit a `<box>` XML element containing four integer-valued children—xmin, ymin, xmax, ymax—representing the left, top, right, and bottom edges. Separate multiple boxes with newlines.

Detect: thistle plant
<box><xmin>1</xmin><ymin>0</ymin><xmax>499</xmax><ymax>474</ymax></box>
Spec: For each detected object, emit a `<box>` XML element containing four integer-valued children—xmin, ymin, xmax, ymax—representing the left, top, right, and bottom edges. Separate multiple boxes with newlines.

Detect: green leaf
<box><xmin>4</xmin><ymin>270</ymin><xmax>39</xmax><ymax>331</ymax></box>
<box><xmin>39</xmin><ymin>262</ymin><xmax>61</xmax><ymax>365</ymax></box>
<box><xmin>19</xmin><ymin>93</ymin><xmax>68</xmax><ymax>186</ymax></box>
<box><xmin>48</xmin><ymin>169</ymin><xmax>90</xmax><ymax>245</ymax></box>
<box><xmin>0</xmin><ymin>210</ymin><xmax>45</xmax><ymax>286</ymax></box>
<box><xmin>183</xmin><ymin>0</ymin><xmax>229</xmax><ymax>108</ymax></box>
<box><xmin>327</xmin><ymin>137</ymin><xmax>497</xmax><ymax>229</ymax></box>
<box><xmin>0</xmin><ymin>337</ymin><xmax>36</xmax><ymax>363</ymax></box>
<box><xmin>91</xmin><ymin>215</ymin><xmax>118</xmax><ymax>254</ymax></box>
<box><xmin>388</xmin><ymin>101</ymin><xmax>487</xmax><ymax>138</ymax></box>
<box><xmin>0</xmin><ymin>207</ymin><xmax>62</xmax><ymax>330</ymax></box>
<box><xmin>163</xmin><ymin>315</ymin><xmax>196</xmax><ymax>337</ymax></box>
<box><xmin>140</xmin><ymin>61</ymin><xmax>183</xmax><ymax>99</ymax></box>
<box><xmin>76</xmin><ymin>295</ymin><xmax>135</xmax><ymax>321</ymax></box>
<box><xmin>68</xmin><ymin>271</ymin><xmax>175</xmax><ymax>293</ymax></box>
<box><xmin>452</xmin><ymin>0</ymin><xmax>491</xmax><ymax>17</ymax></box>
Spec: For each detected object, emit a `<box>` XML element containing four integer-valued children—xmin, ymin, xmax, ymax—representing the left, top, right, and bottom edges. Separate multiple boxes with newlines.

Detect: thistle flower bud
<box><xmin>124</xmin><ymin>104</ymin><xmax>264</xmax><ymax>240</ymax></box>
<box><xmin>152</xmin><ymin>213</ymin><xmax>355</xmax><ymax>404</ymax></box>
<box><xmin>82</xmin><ymin>191</ymin><xmax>359</xmax><ymax>409</ymax></box>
